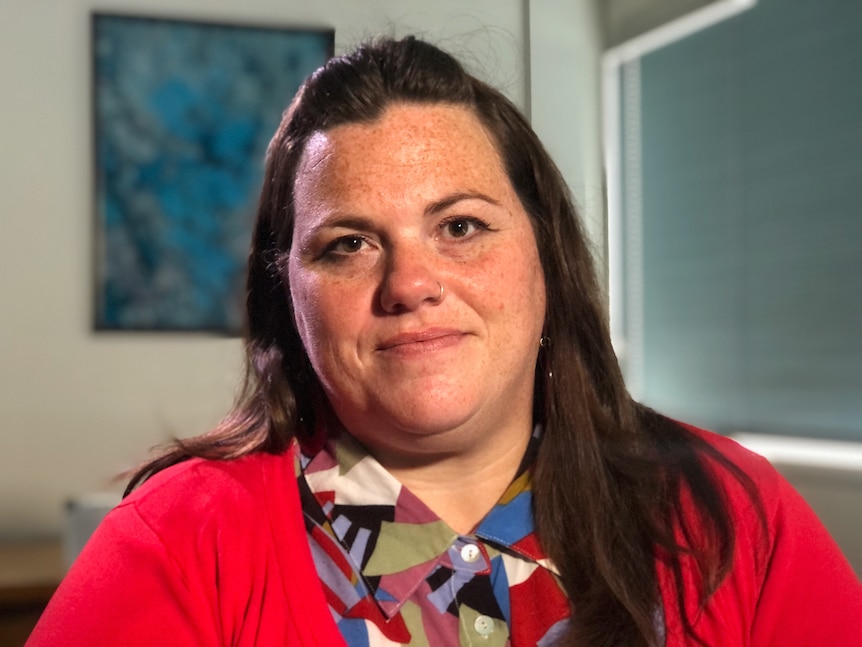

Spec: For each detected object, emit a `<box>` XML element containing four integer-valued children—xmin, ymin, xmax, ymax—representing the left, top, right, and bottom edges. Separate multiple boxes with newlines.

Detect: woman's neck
<box><xmin>374</xmin><ymin>426</ymin><xmax>532</xmax><ymax>535</ymax></box>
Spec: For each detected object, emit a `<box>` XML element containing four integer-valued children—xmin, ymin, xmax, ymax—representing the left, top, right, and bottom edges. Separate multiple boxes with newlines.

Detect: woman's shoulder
<box><xmin>116</xmin><ymin>448</ymin><xmax>299</xmax><ymax>540</ymax></box>
<box><xmin>31</xmin><ymin>446</ymin><xmax>326</xmax><ymax>646</ymax></box>
<box><xmin>670</xmin><ymin>427</ymin><xmax>862</xmax><ymax>643</ymax></box>
<box><xmin>125</xmin><ymin>447</ymin><xmax>296</xmax><ymax>499</ymax></box>
<box><xmin>677</xmin><ymin>422</ymin><xmax>783</xmax><ymax>503</ymax></box>
<box><xmin>670</xmin><ymin>423</ymin><xmax>798</xmax><ymax>558</ymax></box>
<box><xmin>678</xmin><ymin>422</ymin><xmax>761</xmax><ymax>464</ymax></box>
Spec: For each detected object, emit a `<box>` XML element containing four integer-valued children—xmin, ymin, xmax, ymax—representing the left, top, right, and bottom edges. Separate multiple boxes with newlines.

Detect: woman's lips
<box><xmin>377</xmin><ymin>328</ymin><xmax>466</xmax><ymax>355</ymax></box>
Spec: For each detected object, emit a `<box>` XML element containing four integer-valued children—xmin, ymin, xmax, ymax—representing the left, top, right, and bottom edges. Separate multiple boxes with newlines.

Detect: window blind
<box><xmin>619</xmin><ymin>0</ymin><xmax>862</xmax><ymax>441</ymax></box>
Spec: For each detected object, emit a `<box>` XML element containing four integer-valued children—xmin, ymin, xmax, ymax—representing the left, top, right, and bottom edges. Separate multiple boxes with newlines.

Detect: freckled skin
<box><xmin>288</xmin><ymin>104</ymin><xmax>547</xmax><ymax>473</ymax></box>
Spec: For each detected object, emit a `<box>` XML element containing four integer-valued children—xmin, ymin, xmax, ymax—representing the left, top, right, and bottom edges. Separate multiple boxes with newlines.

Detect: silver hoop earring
<box><xmin>539</xmin><ymin>335</ymin><xmax>551</xmax><ymax>348</ymax></box>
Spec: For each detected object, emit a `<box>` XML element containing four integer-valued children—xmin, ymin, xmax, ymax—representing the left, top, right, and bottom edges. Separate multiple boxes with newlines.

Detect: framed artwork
<box><xmin>92</xmin><ymin>13</ymin><xmax>333</xmax><ymax>332</ymax></box>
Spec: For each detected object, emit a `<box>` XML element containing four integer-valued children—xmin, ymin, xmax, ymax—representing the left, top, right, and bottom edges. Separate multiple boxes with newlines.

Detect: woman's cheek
<box><xmin>292</xmin><ymin>276</ymin><xmax>354</xmax><ymax>358</ymax></box>
<box><xmin>288</xmin><ymin>272</ymin><xmax>324</xmax><ymax>346</ymax></box>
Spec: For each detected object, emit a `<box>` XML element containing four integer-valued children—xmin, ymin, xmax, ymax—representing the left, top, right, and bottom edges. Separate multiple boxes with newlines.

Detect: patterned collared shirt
<box><xmin>296</xmin><ymin>427</ymin><xmax>571</xmax><ymax>646</ymax></box>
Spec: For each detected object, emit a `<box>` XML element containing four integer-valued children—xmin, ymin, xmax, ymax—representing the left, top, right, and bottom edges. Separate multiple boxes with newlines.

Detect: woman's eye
<box><xmin>325</xmin><ymin>235</ymin><xmax>367</xmax><ymax>256</ymax></box>
<box><xmin>441</xmin><ymin>217</ymin><xmax>487</xmax><ymax>239</ymax></box>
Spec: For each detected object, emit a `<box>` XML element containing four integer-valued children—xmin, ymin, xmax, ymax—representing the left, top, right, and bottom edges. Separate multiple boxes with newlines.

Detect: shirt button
<box><xmin>460</xmin><ymin>543</ymin><xmax>481</xmax><ymax>563</ymax></box>
<box><xmin>474</xmin><ymin>615</ymin><xmax>494</xmax><ymax>636</ymax></box>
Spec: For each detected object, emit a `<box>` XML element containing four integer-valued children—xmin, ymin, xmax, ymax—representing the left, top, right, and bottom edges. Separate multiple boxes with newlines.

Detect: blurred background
<box><xmin>600</xmin><ymin>0</ymin><xmax>862</xmax><ymax>577</ymax></box>
<box><xmin>1</xmin><ymin>0</ymin><xmax>859</xmax><ymax>642</ymax></box>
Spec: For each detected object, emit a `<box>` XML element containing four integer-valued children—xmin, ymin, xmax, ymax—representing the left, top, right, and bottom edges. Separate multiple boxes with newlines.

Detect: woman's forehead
<box><xmin>293</xmin><ymin>103</ymin><xmax>510</xmax><ymax>202</ymax></box>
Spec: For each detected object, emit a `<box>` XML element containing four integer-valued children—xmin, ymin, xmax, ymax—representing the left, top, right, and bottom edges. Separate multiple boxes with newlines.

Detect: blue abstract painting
<box><xmin>92</xmin><ymin>14</ymin><xmax>332</xmax><ymax>332</ymax></box>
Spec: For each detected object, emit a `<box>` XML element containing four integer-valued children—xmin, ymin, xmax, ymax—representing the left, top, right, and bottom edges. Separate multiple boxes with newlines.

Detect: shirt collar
<box><xmin>298</xmin><ymin>425</ymin><xmax>553</xmax><ymax>616</ymax></box>
<box><xmin>474</xmin><ymin>424</ymin><xmax>554</xmax><ymax>567</ymax></box>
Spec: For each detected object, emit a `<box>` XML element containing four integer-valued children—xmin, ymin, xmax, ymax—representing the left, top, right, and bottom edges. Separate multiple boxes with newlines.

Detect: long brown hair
<box><xmin>128</xmin><ymin>36</ymin><xmax>759</xmax><ymax>646</ymax></box>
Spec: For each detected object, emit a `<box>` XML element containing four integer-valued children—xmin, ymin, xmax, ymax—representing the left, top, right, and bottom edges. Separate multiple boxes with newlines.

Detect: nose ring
<box><xmin>434</xmin><ymin>282</ymin><xmax>444</xmax><ymax>301</ymax></box>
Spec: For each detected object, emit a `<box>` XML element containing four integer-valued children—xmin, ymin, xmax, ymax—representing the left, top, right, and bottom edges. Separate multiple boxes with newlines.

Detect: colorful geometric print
<box><xmin>296</xmin><ymin>428</ymin><xmax>571</xmax><ymax>646</ymax></box>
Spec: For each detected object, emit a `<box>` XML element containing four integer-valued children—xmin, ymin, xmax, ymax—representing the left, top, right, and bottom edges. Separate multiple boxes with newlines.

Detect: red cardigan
<box><xmin>28</xmin><ymin>431</ymin><xmax>862</xmax><ymax>646</ymax></box>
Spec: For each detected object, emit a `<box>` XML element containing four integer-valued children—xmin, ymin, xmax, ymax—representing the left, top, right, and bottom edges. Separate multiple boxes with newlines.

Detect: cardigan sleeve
<box><xmin>747</xmin><ymin>460</ymin><xmax>862</xmax><ymax>645</ymax></box>
<box><xmin>26</xmin><ymin>500</ymin><xmax>221</xmax><ymax>646</ymax></box>
<box><xmin>27</xmin><ymin>452</ymin><xmax>344</xmax><ymax>647</ymax></box>
<box><xmin>661</xmin><ymin>431</ymin><xmax>862</xmax><ymax>646</ymax></box>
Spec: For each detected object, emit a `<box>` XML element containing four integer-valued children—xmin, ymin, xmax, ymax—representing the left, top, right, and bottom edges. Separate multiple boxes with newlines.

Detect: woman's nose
<box><xmin>379</xmin><ymin>247</ymin><xmax>444</xmax><ymax>313</ymax></box>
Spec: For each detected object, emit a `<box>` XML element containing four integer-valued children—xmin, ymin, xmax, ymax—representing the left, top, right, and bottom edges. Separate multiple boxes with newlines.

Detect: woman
<box><xmin>29</xmin><ymin>37</ymin><xmax>861</xmax><ymax>646</ymax></box>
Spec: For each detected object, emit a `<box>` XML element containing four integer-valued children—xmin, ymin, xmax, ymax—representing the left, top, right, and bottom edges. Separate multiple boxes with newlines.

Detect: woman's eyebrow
<box><xmin>306</xmin><ymin>192</ymin><xmax>502</xmax><ymax>238</ymax></box>
<box><xmin>311</xmin><ymin>215</ymin><xmax>377</xmax><ymax>234</ymax></box>
<box><xmin>424</xmin><ymin>191</ymin><xmax>501</xmax><ymax>216</ymax></box>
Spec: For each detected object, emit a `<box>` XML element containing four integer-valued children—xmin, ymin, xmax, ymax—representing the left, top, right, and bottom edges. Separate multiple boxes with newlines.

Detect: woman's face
<box><xmin>287</xmin><ymin>103</ymin><xmax>546</xmax><ymax>461</ymax></box>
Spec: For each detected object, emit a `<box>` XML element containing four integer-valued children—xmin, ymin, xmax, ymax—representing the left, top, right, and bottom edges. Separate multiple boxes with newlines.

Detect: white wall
<box><xmin>529</xmin><ymin>0</ymin><xmax>605</xmax><ymax>271</ymax></box>
<box><xmin>0</xmin><ymin>0</ymin><xmax>605</xmax><ymax>537</ymax></box>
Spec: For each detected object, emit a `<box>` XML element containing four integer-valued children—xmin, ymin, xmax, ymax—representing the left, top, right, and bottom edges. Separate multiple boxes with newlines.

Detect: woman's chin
<box><xmin>338</xmin><ymin>402</ymin><xmax>481</xmax><ymax>454</ymax></box>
